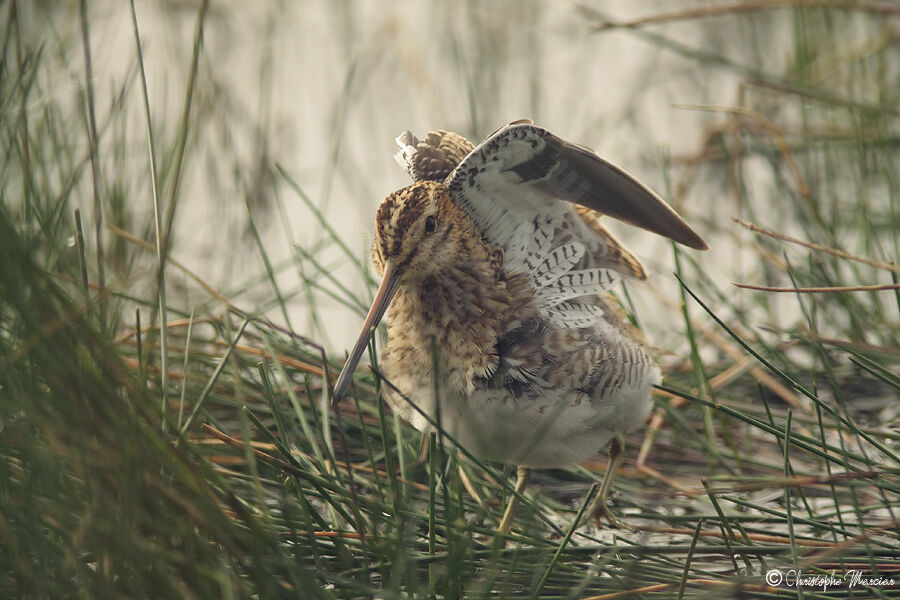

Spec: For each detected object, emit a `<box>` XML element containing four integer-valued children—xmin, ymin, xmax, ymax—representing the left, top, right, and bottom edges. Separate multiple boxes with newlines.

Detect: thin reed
<box><xmin>1</xmin><ymin>2</ymin><xmax>897</xmax><ymax>598</ymax></box>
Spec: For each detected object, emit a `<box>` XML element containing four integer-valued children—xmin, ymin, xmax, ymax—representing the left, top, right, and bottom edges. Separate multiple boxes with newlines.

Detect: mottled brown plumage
<box><xmin>395</xmin><ymin>130</ymin><xmax>475</xmax><ymax>182</ymax></box>
<box><xmin>332</xmin><ymin>121</ymin><xmax>708</xmax><ymax>535</ymax></box>
<box><xmin>370</xmin><ymin>181</ymin><xmax>535</xmax><ymax>404</ymax></box>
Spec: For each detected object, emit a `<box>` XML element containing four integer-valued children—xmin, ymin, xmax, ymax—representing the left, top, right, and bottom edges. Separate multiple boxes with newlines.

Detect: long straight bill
<box><xmin>332</xmin><ymin>260</ymin><xmax>401</xmax><ymax>404</ymax></box>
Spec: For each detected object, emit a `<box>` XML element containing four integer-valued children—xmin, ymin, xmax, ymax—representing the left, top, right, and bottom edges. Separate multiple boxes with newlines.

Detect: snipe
<box><xmin>332</xmin><ymin>120</ymin><xmax>707</xmax><ymax>535</ymax></box>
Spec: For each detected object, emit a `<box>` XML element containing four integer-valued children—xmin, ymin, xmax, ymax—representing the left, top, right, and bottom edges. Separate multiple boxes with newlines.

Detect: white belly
<box><xmin>385</xmin><ymin>362</ymin><xmax>659</xmax><ymax>468</ymax></box>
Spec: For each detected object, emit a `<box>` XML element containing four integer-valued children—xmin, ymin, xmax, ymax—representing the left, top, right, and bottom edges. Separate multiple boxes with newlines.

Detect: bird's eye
<box><xmin>425</xmin><ymin>215</ymin><xmax>436</xmax><ymax>233</ymax></box>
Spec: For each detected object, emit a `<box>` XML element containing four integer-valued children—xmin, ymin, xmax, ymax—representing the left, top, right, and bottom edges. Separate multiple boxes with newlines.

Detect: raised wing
<box><xmin>574</xmin><ymin>205</ymin><xmax>648</xmax><ymax>281</ymax></box>
<box><xmin>444</xmin><ymin>121</ymin><xmax>708</xmax><ymax>252</ymax></box>
<box><xmin>435</xmin><ymin>121</ymin><xmax>707</xmax><ymax>330</ymax></box>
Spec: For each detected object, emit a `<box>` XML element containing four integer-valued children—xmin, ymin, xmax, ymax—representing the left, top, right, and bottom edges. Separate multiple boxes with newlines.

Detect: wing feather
<box><xmin>394</xmin><ymin>121</ymin><xmax>707</xmax><ymax>330</ymax></box>
<box><xmin>533</xmin><ymin>243</ymin><xmax>585</xmax><ymax>288</ymax></box>
<box><xmin>536</xmin><ymin>268</ymin><xmax>621</xmax><ymax>308</ymax></box>
<box><xmin>445</xmin><ymin>122</ymin><xmax>708</xmax><ymax>251</ymax></box>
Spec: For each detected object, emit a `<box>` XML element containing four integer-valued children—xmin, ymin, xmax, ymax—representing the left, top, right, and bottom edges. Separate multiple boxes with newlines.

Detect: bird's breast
<box><xmin>381</xmin><ymin>265</ymin><xmax>517</xmax><ymax>392</ymax></box>
<box><xmin>377</xmin><ymin>265</ymin><xmax>660</xmax><ymax>466</ymax></box>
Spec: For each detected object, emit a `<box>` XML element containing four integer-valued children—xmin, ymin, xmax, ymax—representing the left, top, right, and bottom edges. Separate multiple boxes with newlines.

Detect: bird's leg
<box><xmin>497</xmin><ymin>465</ymin><xmax>531</xmax><ymax>536</ymax></box>
<box><xmin>577</xmin><ymin>435</ymin><xmax>635</xmax><ymax>530</ymax></box>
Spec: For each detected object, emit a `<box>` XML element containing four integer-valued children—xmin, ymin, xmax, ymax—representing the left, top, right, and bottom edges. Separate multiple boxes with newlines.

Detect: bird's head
<box><xmin>370</xmin><ymin>180</ymin><xmax>460</xmax><ymax>280</ymax></box>
<box><xmin>332</xmin><ymin>180</ymin><xmax>467</xmax><ymax>403</ymax></box>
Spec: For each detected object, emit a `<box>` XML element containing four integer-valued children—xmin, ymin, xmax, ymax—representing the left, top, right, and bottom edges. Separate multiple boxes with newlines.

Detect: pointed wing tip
<box><xmin>682</xmin><ymin>232</ymin><xmax>710</xmax><ymax>251</ymax></box>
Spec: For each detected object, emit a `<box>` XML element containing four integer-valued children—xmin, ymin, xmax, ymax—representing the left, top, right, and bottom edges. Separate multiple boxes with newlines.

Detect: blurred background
<box><xmin>3</xmin><ymin>1</ymin><xmax>898</xmax><ymax>597</ymax></box>
<box><xmin>20</xmin><ymin>0</ymin><xmax>873</xmax><ymax>355</ymax></box>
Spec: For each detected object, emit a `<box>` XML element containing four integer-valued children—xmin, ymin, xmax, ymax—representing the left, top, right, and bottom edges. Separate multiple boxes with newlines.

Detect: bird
<box><xmin>332</xmin><ymin>119</ymin><xmax>707</xmax><ymax>535</ymax></box>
